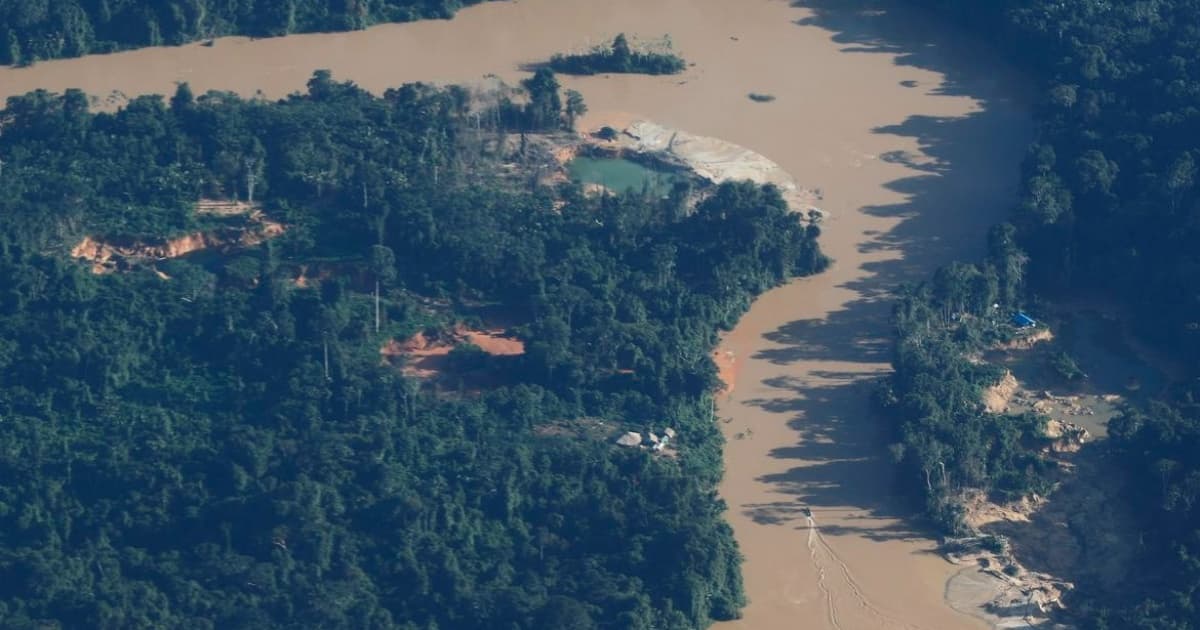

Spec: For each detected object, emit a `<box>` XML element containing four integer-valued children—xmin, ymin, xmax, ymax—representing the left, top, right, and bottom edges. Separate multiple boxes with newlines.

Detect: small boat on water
<box><xmin>800</xmin><ymin>506</ymin><xmax>812</xmax><ymax>518</ymax></box>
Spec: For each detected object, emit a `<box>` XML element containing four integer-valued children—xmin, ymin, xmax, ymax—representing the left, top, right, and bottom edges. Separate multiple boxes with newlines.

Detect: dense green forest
<box><xmin>0</xmin><ymin>0</ymin><xmax>490</xmax><ymax>65</ymax></box>
<box><xmin>0</xmin><ymin>69</ymin><xmax>826</xmax><ymax>628</ymax></box>
<box><xmin>877</xmin><ymin>223</ymin><xmax>1053</xmax><ymax>531</ymax></box>
<box><xmin>548</xmin><ymin>34</ymin><xmax>686</xmax><ymax>76</ymax></box>
<box><xmin>887</xmin><ymin>0</ymin><xmax>1200</xmax><ymax>626</ymax></box>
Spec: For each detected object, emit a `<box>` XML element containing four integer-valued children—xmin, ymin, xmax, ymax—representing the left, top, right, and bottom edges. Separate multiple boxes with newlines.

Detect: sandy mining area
<box><xmin>939</xmin><ymin>308</ymin><xmax>1162</xmax><ymax>629</ymax></box>
<box><xmin>595</xmin><ymin>120</ymin><xmax>823</xmax><ymax>213</ymax></box>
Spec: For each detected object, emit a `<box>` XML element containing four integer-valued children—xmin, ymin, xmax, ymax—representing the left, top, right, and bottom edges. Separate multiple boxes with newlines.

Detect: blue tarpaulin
<box><xmin>1012</xmin><ymin>312</ymin><xmax>1036</xmax><ymax>328</ymax></box>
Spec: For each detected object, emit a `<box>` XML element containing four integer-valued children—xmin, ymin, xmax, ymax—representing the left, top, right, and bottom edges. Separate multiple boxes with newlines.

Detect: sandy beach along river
<box><xmin>0</xmin><ymin>1</ymin><xmax>1032</xmax><ymax>626</ymax></box>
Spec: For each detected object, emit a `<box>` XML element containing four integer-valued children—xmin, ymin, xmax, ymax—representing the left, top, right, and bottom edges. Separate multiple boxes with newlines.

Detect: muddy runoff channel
<box><xmin>0</xmin><ymin>1</ymin><xmax>1032</xmax><ymax>627</ymax></box>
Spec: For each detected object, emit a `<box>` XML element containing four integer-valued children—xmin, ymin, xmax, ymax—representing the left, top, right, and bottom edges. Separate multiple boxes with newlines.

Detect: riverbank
<box><xmin>581</xmin><ymin>120</ymin><xmax>823</xmax><ymax>214</ymax></box>
<box><xmin>553</xmin><ymin>117</ymin><xmax>822</xmax><ymax>215</ymax></box>
<box><xmin>0</xmin><ymin>1</ymin><xmax>1032</xmax><ymax>627</ymax></box>
<box><xmin>704</xmin><ymin>3</ymin><xmax>1032</xmax><ymax>628</ymax></box>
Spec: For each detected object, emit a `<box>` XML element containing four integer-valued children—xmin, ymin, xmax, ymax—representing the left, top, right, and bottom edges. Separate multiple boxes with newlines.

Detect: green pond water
<box><xmin>567</xmin><ymin>157</ymin><xmax>682</xmax><ymax>197</ymax></box>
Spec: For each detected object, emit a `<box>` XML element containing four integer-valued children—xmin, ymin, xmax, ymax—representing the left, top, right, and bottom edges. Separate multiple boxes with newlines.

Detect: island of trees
<box><xmin>0</xmin><ymin>68</ymin><xmax>826</xmax><ymax>628</ymax></box>
<box><xmin>548</xmin><ymin>34</ymin><xmax>686</xmax><ymax>76</ymax></box>
<box><xmin>885</xmin><ymin>0</ymin><xmax>1200</xmax><ymax>627</ymax></box>
<box><xmin>0</xmin><ymin>0</ymin><xmax>492</xmax><ymax>66</ymax></box>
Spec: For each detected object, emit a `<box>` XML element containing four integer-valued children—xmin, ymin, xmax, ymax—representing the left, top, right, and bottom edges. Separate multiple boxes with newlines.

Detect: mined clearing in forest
<box><xmin>948</xmin><ymin>313</ymin><xmax>1153</xmax><ymax>627</ymax></box>
<box><xmin>71</xmin><ymin>200</ymin><xmax>284</xmax><ymax>274</ymax></box>
<box><xmin>380</xmin><ymin>324</ymin><xmax>525</xmax><ymax>383</ymax></box>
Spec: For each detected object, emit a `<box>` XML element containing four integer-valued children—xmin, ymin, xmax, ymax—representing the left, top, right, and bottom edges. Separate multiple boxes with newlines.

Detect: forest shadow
<box><xmin>980</xmin><ymin>444</ymin><xmax>1139</xmax><ymax>598</ymax></box>
<box><xmin>734</xmin><ymin>0</ymin><xmax>1032</xmax><ymax>536</ymax></box>
<box><xmin>741</xmin><ymin>374</ymin><xmax>922</xmax><ymax>528</ymax></box>
<box><xmin>792</xmin><ymin>0</ymin><xmax>1019</xmax><ymax>100</ymax></box>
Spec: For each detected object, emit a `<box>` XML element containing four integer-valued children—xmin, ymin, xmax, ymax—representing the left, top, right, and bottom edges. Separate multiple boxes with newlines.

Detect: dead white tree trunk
<box><xmin>244</xmin><ymin>158</ymin><xmax>258</xmax><ymax>204</ymax></box>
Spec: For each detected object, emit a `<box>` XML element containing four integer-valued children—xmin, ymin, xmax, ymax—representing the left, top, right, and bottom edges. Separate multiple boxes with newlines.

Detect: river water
<box><xmin>0</xmin><ymin>1</ymin><xmax>1031</xmax><ymax>627</ymax></box>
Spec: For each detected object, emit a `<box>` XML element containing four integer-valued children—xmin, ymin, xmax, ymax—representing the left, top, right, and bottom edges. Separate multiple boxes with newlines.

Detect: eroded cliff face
<box><xmin>71</xmin><ymin>205</ymin><xmax>284</xmax><ymax>274</ymax></box>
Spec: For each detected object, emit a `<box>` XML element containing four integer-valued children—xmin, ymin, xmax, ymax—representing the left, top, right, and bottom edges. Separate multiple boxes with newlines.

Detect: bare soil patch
<box><xmin>381</xmin><ymin>324</ymin><xmax>526</xmax><ymax>383</ymax></box>
<box><xmin>71</xmin><ymin>201</ymin><xmax>284</xmax><ymax>274</ymax></box>
<box><xmin>983</xmin><ymin>370</ymin><xmax>1019</xmax><ymax>414</ymax></box>
<box><xmin>997</xmin><ymin>327</ymin><xmax>1054</xmax><ymax>351</ymax></box>
<box><xmin>713</xmin><ymin>347</ymin><xmax>739</xmax><ymax>397</ymax></box>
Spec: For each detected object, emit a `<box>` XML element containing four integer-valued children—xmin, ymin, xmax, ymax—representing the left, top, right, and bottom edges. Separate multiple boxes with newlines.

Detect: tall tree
<box><xmin>521</xmin><ymin>68</ymin><xmax>562</xmax><ymax>130</ymax></box>
<box><xmin>564</xmin><ymin>89</ymin><xmax>587</xmax><ymax>131</ymax></box>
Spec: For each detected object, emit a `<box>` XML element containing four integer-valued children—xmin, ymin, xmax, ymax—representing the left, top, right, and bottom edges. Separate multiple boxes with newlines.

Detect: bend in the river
<box><xmin>0</xmin><ymin>2</ymin><xmax>1032</xmax><ymax>627</ymax></box>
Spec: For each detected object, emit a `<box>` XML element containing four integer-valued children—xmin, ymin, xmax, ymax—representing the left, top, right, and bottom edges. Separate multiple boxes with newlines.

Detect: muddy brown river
<box><xmin>0</xmin><ymin>1</ymin><xmax>1031</xmax><ymax>627</ymax></box>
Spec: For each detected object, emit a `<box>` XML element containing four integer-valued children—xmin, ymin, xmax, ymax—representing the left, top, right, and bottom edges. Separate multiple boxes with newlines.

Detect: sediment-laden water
<box><xmin>0</xmin><ymin>2</ymin><xmax>1031</xmax><ymax>626</ymax></box>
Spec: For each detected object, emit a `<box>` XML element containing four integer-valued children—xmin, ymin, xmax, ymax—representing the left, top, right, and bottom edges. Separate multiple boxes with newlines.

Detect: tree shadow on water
<box><xmin>792</xmin><ymin>0</ymin><xmax>1024</xmax><ymax>100</ymax></box>
<box><xmin>733</xmin><ymin>0</ymin><xmax>1033</xmax><ymax>537</ymax></box>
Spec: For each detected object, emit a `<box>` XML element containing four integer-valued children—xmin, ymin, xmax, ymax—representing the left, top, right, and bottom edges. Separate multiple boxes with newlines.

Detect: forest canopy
<box><xmin>0</xmin><ymin>0</ymin><xmax>492</xmax><ymax>65</ymax></box>
<box><xmin>0</xmin><ymin>70</ymin><xmax>826</xmax><ymax>628</ymax></box>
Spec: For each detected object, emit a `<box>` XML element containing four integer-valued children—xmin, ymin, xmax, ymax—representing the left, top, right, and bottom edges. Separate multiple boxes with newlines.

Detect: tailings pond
<box><xmin>567</xmin><ymin>157</ymin><xmax>683</xmax><ymax>197</ymax></box>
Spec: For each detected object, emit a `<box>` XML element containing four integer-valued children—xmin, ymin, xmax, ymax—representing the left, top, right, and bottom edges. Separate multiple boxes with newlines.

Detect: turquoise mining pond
<box><xmin>567</xmin><ymin>157</ymin><xmax>682</xmax><ymax>197</ymax></box>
